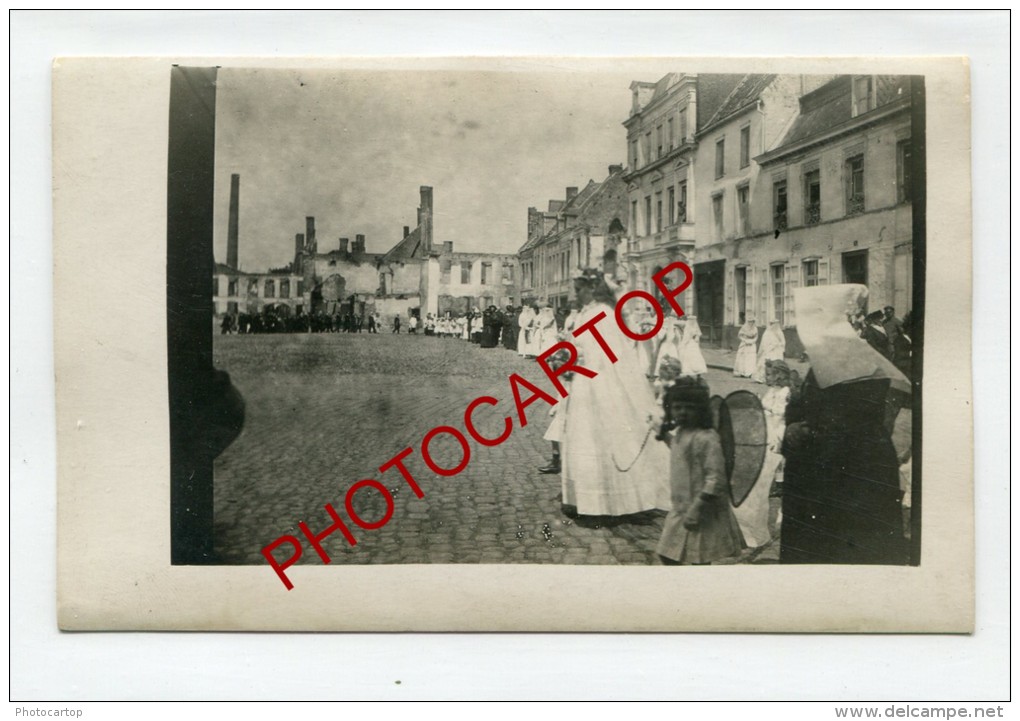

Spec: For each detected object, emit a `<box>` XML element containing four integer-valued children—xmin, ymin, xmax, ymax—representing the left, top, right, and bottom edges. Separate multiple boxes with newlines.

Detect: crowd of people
<box><xmin>522</xmin><ymin>270</ymin><xmax>914</xmax><ymax>568</ymax></box>
<box><xmin>220</xmin><ymin>309</ymin><xmax>381</xmax><ymax>335</ymax></box>
<box><xmin>221</xmin><ymin>276</ymin><xmax>915</xmax><ymax>568</ymax></box>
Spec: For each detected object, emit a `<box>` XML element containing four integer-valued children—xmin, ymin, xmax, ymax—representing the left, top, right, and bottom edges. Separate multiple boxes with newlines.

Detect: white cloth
<box><xmin>561</xmin><ymin>301</ymin><xmax>670</xmax><ymax>516</ymax></box>
<box><xmin>794</xmin><ymin>285</ymin><xmax>910</xmax><ymax>393</ymax></box>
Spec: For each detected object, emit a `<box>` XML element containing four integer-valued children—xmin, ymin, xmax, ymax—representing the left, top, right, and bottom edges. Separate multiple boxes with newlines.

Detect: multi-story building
<box><xmin>694</xmin><ymin>74</ymin><xmax>915</xmax><ymax>352</ymax></box>
<box><xmin>620</xmin><ymin>73</ymin><xmax>747</xmax><ymax>324</ymax></box>
<box><xmin>518</xmin><ymin>165</ymin><xmax>629</xmax><ymax>310</ymax></box>
<box><xmin>620</xmin><ymin>72</ymin><xmax>916</xmax><ymax>352</ymax></box>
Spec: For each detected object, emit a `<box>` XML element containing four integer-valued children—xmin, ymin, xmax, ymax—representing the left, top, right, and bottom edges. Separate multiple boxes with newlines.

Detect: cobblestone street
<box><xmin>213</xmin><ymin>332</ymin><xmax>825</xmax><ymax>567</ymax></box>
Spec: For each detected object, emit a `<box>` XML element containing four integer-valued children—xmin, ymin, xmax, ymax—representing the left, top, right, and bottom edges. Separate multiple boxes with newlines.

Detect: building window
<box><xmin>852</xmin><ymin>75</ymin><xmax>875</xmax><ymax>117</ymax></box>
<box><xmin>655</xmin><ymin>192</ymin><xmax>663</xmax><ymax>233</ymax></box>
<box><xmin>771</xmin><ymin>264</ymin><xmax>785</xmax><ymax>323</ymax></box>
<box><xmin>461</xmin><ymin>263</ymin><xmax>471</xmax><ymax>284</ymax></box>
<box><xmin>482</xmin><ymin>262</ymin><xmax>493</xmax><ymax>284</ymax></box>
<box><xmin>644</xmin><ymin>132</ymin><xmax>652</xmax><ymax>165</ymax></box>
<box><xmin>737</xmin><ymin>185</ymin><xmax>750</xmax><ymax>236</ymax></box>
<box><xmin>804</xmin><ymin>169</ymin><xmax>821</xmax><ymax>225</ymax></box>
<box><xmin>248</xmin><ymin>279</ymin><xmax>259</xmax><ymax>295</ymax></box>
<box><xmin>715</xmin><ymin>138</ymin><xmax>726</xmax><ymax>179</ymax></box>
<box><xmin>280</xmin><ymin>278</ymin><xmax>290</xmax><ymax>299</ymax></box>
<box><xmin>740</xmin><ymin>125</ymin><xmax>751</xmax><ymax>168</ymax></box>
<box><xmin>631</xmin><ymin>139</ymin><xmax>639</xmax><ymax>169</ymax></box>
<box><xmin>297</xmin><ymin>280</ymin><xmax>304</xmax><ymax>296</ymax></box>
<box><xmin>264</xmin><ymin>279</ymin><xmax>275</xmax><ymax>298</ymax></box>
<box><xmin>657</xmin><ymin>125</ymin><xmax>664</xmax><ymax>158</ymax></box>
<box><xmin>842</xmin><ymin>250</ymin><xmax>868</xmax><ymax>285</ymax></box>
<box><xmin>712</xmin><ymin>194</ymin><xmax>724</xmax><ymax>241</ymax></box>
<box><xmin>212</xmin><ymin>276</ymin><xmax>220</xmax><ymax>296</ymax></box>
<box><xmin>228</xmin><ymin>278</ymin><xmax>238</xmax><ymax>296</ymax></box>
<box><xmin>735</xmin><ymin>266</ymin><xmax>747</xmax><ymax>324</ymax></box>
<box><xmin>803</xmin><ymin>259</ymin><xmax>819</xmax><ymax>287</ymax></box>
<box><xmin>503</xmin><ymin>264</ymin><xmax>514</xmax><ymax>282</ymax></box>
<box><xmin>679</xmin><ymin>108</ymin><xmax>688</xmax><ymax>143</ymax></box>
<box><xmin>846</xmin><ymin>155</ymin><xmax>865</xmax><ymax>215</ymax></box>
<box><xmin>897</xmin><ymin>140</ymin><xmax>912</xmax><ymax>204</ymax></box>
<box><xmin>678</xmin><ymin>181</ymin><xmax>688</xmax><ymax>222</ymax></box>
<box><xmin>773</xmin><ymin>180</ymin><xmax>788</xmax><ymax>231</ymax></box>
<box><xmin>631</xmin><ymin>200</ymin><xmax>638</xmax><ymax>235</ymax></box>
<box><xmin>668</xmin><ymin>186</ymin><xmax>676</xmax><ymax>226</ymax></box>
<box><xmin>644</xmin><ymin>195</ymin><xmax>652</xmax><ymax>236</ymax></box>
<box><xmin>667</xmin><ymin>118</ymin><xmax>674</xmax><ymax>150</ymax></box>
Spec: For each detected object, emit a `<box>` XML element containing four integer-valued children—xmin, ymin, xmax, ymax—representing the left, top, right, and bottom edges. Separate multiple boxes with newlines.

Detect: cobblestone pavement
<box><xmin>212</xmin><ymin>332</ymin><xmax>907</xmax><ymax>567</ymax></box>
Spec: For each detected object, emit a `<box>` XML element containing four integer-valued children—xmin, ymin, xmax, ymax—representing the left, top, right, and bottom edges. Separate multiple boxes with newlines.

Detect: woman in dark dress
<box><xmin>780</xmin><ymin>371</ymin><xmax>906</xmax><ymax>565</ymax></box>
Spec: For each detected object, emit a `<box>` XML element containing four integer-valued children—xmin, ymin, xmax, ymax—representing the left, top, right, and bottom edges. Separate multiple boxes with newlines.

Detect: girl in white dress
<box><xmin>678</xmin><ymin>316</ymin><xmax>708</xmax><ymax>377</ymax></box>
<box><xmin>753</xmin><ymin>321</ymin><xmax>786</xmax><ymax>383</ymax></box>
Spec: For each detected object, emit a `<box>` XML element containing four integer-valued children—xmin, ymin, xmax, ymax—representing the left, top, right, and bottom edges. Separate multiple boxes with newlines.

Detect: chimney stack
<box><xmin>227</xmin><ymin>174</ymin><xmax>240</xmax><ymax>269</ymax></box>
<box><xmin>419</xmin><ymin>186</ymin><xmax>433</xmax><ymax>254</ymax></box>
<box><xmin>353</xmin><ymin>234</ymin><xmax>366</xmax><ymax>256</ymax></box>
<box><xmin>566</xmin><ymin>186</ymin><xmax>579</xmax><ymax>202</ymax></box>
<box><xmin>338</xmin><ymin>237</ymin><xmax>349</xmax><ymax>254</ymax></box>
<box><xmin>403</xmin><ymin>226</ymin><xmax>410</xmax><ymax>238</ymax></box>
<box><xmin>305</xmin><ymin>216</ymin><xmax>316</xmax><ymax>254</ymax></box>
<box><xmin>608</xmin><ymin>164</ymin><xmax>623</xmax><ymax>175</ymax></box>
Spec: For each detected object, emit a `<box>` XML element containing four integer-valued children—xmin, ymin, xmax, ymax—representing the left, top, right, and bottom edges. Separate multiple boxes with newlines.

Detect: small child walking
<box><xmin>656</xmin><ymin>379</ymin><xmax>746</xmax><ymax>565</ymax></box>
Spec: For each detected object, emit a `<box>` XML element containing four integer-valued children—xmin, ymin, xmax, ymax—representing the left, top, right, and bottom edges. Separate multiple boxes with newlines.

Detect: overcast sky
<box><xmin>212</xmin><ymin>65</ymin><xmax>657</xmax><ymax>271</ymax></box>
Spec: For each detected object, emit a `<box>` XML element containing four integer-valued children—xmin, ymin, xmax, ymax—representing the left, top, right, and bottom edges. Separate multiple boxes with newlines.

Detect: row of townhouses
<box><xmin>521</xmin><ymin>73</ymin><xmax>918</xmax><ymax>353</ymax></box>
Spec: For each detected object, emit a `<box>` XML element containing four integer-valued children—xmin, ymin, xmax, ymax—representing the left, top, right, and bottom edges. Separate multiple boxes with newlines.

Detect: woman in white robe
<box><xmin>753</xmin><ymin>320</ymin><xmax>786</xmax><ymax>383</ymax></box>
<box><xmin>517</xmin><ymin>305</ymin><xmax>537</xmax><ymax>357</ymax></box>
<box><xmin>561</xmin><ymin>273</ymin><xmax>670</xmax><ymax>517</ymax></box>
<box><xmin>678</xmin><ymin>316</ymin><xmax>708</xmax><ymax>377</ymax></box>
<box><xmin>733</xmin><ymin>318</ymin><xmax>759</xmax><ymax>377</ymax></box>
<box><xmin>532</xmin><ymin>301</ymin><xmax>558</xmax><ymax>357</ymax></box>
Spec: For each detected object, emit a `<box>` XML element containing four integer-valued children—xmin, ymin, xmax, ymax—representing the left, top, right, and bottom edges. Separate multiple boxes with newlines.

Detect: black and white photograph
<box><xmin>19</xmin><ymin>9</ymin><xmax>1009</xmax><ymax>705</ymax></box>
<box><xmin>53</xmin><ymin>54</ymin><xmax>972</xmax><ymax>636</ymax></box>
<box><xmin>168</xmin><ymin>66</ymin><xmax>923</xmax><ymax>579</ymax></box>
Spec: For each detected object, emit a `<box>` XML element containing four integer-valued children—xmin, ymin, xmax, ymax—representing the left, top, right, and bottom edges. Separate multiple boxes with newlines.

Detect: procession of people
<box><xmin>219</xmin><ymin>266</ymin><xmax>914</xmax><ymax>568</ymax></box>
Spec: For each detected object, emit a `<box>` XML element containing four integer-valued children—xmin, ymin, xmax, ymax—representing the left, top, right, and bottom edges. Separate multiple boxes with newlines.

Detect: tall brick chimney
<box><xmin>305</xmin><ymin>216</ymin><xmax>316</xmax><ymax>254</ymax></box>
<box><xmin>293</xmin><ymin>232</ymin><xmax>303</xmax><ymax>271</ymax></box>
<box><xmin>419</xmin><ymin>186</ymin><xmax>433</xmax><ymax>255</ymax></box>
<box><xmin>226</xmin><ymin>174</ymin><xmax>240</xmax><ymax>269</ymax></box>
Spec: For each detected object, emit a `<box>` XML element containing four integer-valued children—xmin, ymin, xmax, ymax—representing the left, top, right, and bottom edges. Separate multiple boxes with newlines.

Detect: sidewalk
<box><xmin>701</xmin><ymin>346</ymin><xmax>810</xmax><ymax>379</ymax></box>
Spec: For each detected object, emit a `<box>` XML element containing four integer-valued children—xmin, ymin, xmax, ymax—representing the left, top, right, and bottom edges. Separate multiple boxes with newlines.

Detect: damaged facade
<box><xmin>213</xmin><ymin>180</ymin><xmax>521</xmax><ymax>326</ymax></box>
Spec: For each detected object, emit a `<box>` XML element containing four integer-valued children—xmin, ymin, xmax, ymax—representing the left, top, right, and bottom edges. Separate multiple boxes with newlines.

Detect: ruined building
<box><xmin>213</xmin><ymin>181</ymin><xmax>521</xmax><ymax>326</ymax></box>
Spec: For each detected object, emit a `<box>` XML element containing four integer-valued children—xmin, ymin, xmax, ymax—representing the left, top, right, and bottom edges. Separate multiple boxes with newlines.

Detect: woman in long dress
<box><xmin>678</xmin><ymin>316</ymin><xmax>708</xmax><ymax>377</ymax></box>
<box><xmin>733</xmin><ymin>318</ymin><xmax>758</xmax><ymax>378</ymax></box>
<box><xmin>753</xmin><ymin>320</ymin><xmax>786</xmax><ymax>383</ymax></box>
<box><xmin>532</xmin><ymin>300</ymin><xmax>558</xmax><ymax>356</ymax></box>
<box><xmin>561</xmin><ymin>272</ymin><xmax>670</xmax><ymax>517</ymax></box>
<box><xmin>517</xmin><ymin>304</ymin><xmax>537</xmax><ymax>357</ymax></box>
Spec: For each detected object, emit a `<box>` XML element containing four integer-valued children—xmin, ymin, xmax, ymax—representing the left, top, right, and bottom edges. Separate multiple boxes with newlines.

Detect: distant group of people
<box><xmin>219</xmin><ymin>309</ymin><xmax>380</xmax><ymax>335</ymax></box>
